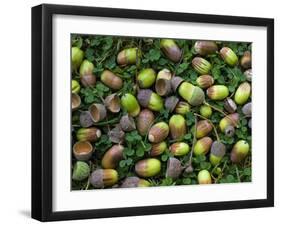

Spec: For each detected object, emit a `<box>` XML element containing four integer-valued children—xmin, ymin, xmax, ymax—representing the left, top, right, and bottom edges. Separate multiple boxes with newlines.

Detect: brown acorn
<box><xmin>165</xmin><ymin>96</ymin><xmax>179</xmax><ymax>112</ymax></box>
<box><xmin>117</xmin><ymin>48</ymin><xmax>141</xmax><ymax>66</ymax></box>
<box><xmin>192</xmin><ymin>57</ymin><xmax>211</xmax><ymax>74</ymax></box>
<box><xmin>148</xmin><ymin>122</ymin><xmax>169</xmax><ymax>143</ymax></box>
<box><xmin>196</xmin><ymin>120</ymin><xmax>213</xmax><ymax>138</ymax></box>
<box><xmin>101</xmin><ymin>70</ymin><xmax>123</xmax><ymax>90</ymax></box>
<box><xmin>166</xmin><ymin>157</ymin><xmax>183</xmax><ymax>180</ymax></box>
<box><xmin>160</xmin><ymin>39</ymin><xmax>182</xmax><ymax>62</ymax></box>
<box><xmin>104</xmin><ymin>93</ymin><xmax>121</xmax><ymax>113</ymax></box>
<box><xmin>171</xmin><ymin>76</ymin><xmax>184</xmax><ymax>92</ymax></box>
<box><xmin>194</xmin><ymin>41</ymin><xmax>218</xmax><ymax>56</ymax></box>
<box><xmin>196</xmin><ymin>75</ymin><xmax>214</xmax><ymax>89</ymax></box>
<box><xmin>79</xmin><ymin>111</ymin><xmax>94</xmax><ymax>128</ymax></box>
<box><xmin>101</xmin><ymin>144</ymin><xmax>124</xmax><ymax>169</ymax></box>
<box><xmin>90</xmin><ymin>169</ymin><xmax>118</xmax><ymax>188</ymax></box>
<box><xmin>136</xmin><ymin>109</ymin><xmax>155</xmax><ymax>136</ymax></box>
<box><xmin>121</xmin><ymin>177</ymin><xmax>150</xmax><ymax>188</ymax></box>
<box><xmin>88</xmin><ymin>103</ymin><xmax>107</xmax><ymax>122</ymax></box>
<box><xmin>71</xmin><ymin>93</ymin><xmax>81</xmax><ymax>111</ymax></box>
<box><xmin>80</xmin><ymin>74</ymin><xmax>96</xmax><ymax>87</ymax></box>
<box><xmin>169</xmin><ymin>114</ymin><xmax>186</xmax><ymax>140</ymax></box>
<box><xmin>108</xmin><ymin>125</ymin><xmax>125</xmax><ymax>144</ymax></box>
<box><xmin>72</xmin><ymin>141</ymin><xmax>94</xmax><ymax>161</ymax></box>
<box><xmin>135</xmin><ymin>158</ymin><xmax>161</xmax><ymax>177</ymax></box>
<box><xmin>240</xmin><ymin>51</ymin><xmax>251</xmax><ymax>69</ymax></box>
<box><xmin>150</xmin><ymin>142</ymin><xmax>167</xmax><ymax>157</ymax></box>
<box><xmin>120</xmin><ymin>115</ymin><xmax>136</xmax><ymax>132</ymax></box>
<box><xmin>242</xmin><ymin>102</ymin><xmax>252</xmax><ymax>117</ymax></box>
<box><xmin>194</xmin><ymin>137</ymin><xmax>213</xmax><ymax>156</ymax></box>
<box><xmin>76</xmin><ymin>127</ymin><xmax>102</xmax><ymax>142</ymax></box>
<box><xmin>137</xmin><ymin>89</ymin><xmax>164</xmax><ymax>112</ymax></box>
<box><xmin>231</xmin><ymin>140</ymin><xmax>250</xmax><ymax>163</ymax></box>
<box><xmin>224</xmin><ymin>98</ymin><xmax>237</xmax><ymax>113</ymax></box>
<box><xmin>210</xmin><ymin>141</ymin><xmax>226</xmax><ymax>165</ymax></box>
<box><xmin>219</xmin><ymin>113</ymin><xmax>239</xmax><ymax>132</ymax></box>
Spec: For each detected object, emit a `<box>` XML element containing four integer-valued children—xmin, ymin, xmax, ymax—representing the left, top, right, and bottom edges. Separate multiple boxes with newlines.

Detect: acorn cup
<box><xmin>192</xmin><ymin>57</ymin><xmax>211</xmax><ymax>75</ymax></box>
<box><xmin>165</xmin><ymin>96</ymin><xmax>179</xmax><ymax>112</ymax></box>
<box><xmin>160</xmin><ymin>39</ymin><xmax>182</xmax><ymax>62</ymax></box>
<box><xmin>79</xmin><ymin>59</ymin><xmax>94</xmax><ymax>76</ymax></box>
<box><xmin>171</xmin><ymin>76</ymin><xmax>184</xmax><ymax>92</ymax></box>
<box><xmin>100</xmin><ymin>70</ymin><xmax>123</xmax><ymax>90</ymax></box>
<box><xmin>121</xmin><ymin>93</ymin><xmax>140</xmax><ymax>117</ymax></box>
<box><xmin>225</xmin><ymin>125</ymin><xmax>235</xmax><ymax>137</ymax></box>
<box><xmin>234</xmin><ymin>82</ymin><xmax>251</xmax><ymax>105</ymax></box>
<box><xmin>71</xmin><ymin>47</ymin><xmax>84</xmax><ymax>71</ymax></box>
<box><xmin>117</xmin><ymin>48</ymin><xmax>141</xmax><ymax>66</ymax></box>
<box><xmin>240</xmin><ymin>51</ymin><xmax>251</xmax><ymax>69</ymax></box>
<box><xmin>231</xmin><ymin>140</ymin><xmax>250</xmax><ymax>163</ymax></box>
<box><xmin>136</xmin><ymin>109</ymin><xmax>155</xmax><ymax>136</ymax></box>
<box><xmin>137</xmin><ymin>68</ymin><xmax>156</xmax><ymax>88</ymax></box>
<box><xmin>101</xmin><ymin>144</ymin><xmax>124</xmax><ymax>169</ymax></box>
<box><xmin>76</xmin><ymin>127</ymin><xmax>101</xmax><ymax>142</ymax></box>
<box><xmin>200</xmin><ymin>105</ymin><xmax>212</xmax><ymax>118</ymax></box>
<box><xmin>175</xmin><ymin>101</ymin><xmax>190</xmax><ymax>115</ymax></box>
<box><xmin>207</xmin><ymin>85</ymin><xmax>229</xmax><ymax>100</ymax></box>
<box><xmin>242</xmin><ymin>102</ymin><xmax>252</xmax><ymax>117</ymax></box>
<box><xmin>79</xmin><ymin>111</ymin><xmax>94</xmax><ymax>128</ymax></box>
<box><xmin>219</xmin><ymin>113</ymin><xmax>239</xmax><ymax>132</ymax></box>
<box><xmin>72</xmin><ymin>80</ymin><xmax>80</xmax><ymax>93</ymax></box>
<box><xmin>197</xmin><ymin>169</ymin><xmax>212</xmax><ymax>184</ymax></box>
<box><xmin>209</xmin><ymin>141</ymin><xmax>226</xmax><ymax>166</ymax></box>
<box><xmin>224</xmin><ymin>98</ymin><xmax>237</xmax><ymax>113</ymax></box>
<box><xmin>80</xmin><ymin>74</ymin><xmax>96</xmax><ymax>87</ymax></box>
<box><xmin>169</xmin><ymin>142</ymin><xmax>190</xmax><ymax>156</ymax></box>
<box><xmin>135</xmin><ymin>158</ymin><xmax>161</xmax><ymax>178</ymax></box>
<box><xmin>194</xmin><ymin>137</ymin><xmax>213</xmax><ymax>156</ymax></box>
<box><xmin>90</xmin><ymin>169</ymin><xmax>118</xmax><ymax>188</ymax></box>
<box><xmin>104</xmin><ymin>93</ymin><xmax>121</xmax><ymax>113</ymax></box>
<box><xmin>166</xmin><ymin>157</ymin><xmax>183</xmax><ymax>180</ymax></box>
<box><xmin>220</xmin><ymin>47</ymin><xmax>238</xmax><ymax>66</ymax></box>
<box><xmin>196</xmin><ymin>120</ymin><xmax>213</xmax><ymax>138</ymax></box>
<box><xmin>137</xmin><ymin>89</ymin><xmax>164</xmax><ymax>112</ymax></box>
<box><xmin>72</xmin><ymin>161</ymin><xmax>90</xmax><ymax>181</ymax></box>
<box><xmin>150</xmin><ymin>142</ymin><xmax>167</xmax><ymax>157</ymax></box>
<box><xmin>72</xmin><ymin>141</ymin><xmax>94</xmax><ymax>161</ymax></box>
<box><xmin>178</xmin><ymin>82</ymin><xmax>205</xmax><ymax>106</ymax></box>
<box><xmin>120</xmin><ymin>115</ymin><xmax>136</xmax><ymax>132</ymax></box>
<box><xmin>108</xmin><ymin>125</ymin><xmax>125</xmax><ymax>144</ymax></box>
<box><xmin>121</xmin><ymin>177</ymin><xmax>150</xmax><ymax>188</ymax></box>
<box><xmin>196</xmin><ymin>75</ymin><xmax>214</xmax><ymax>89</ymax></box>
<box><xmin>244</xmin><ymin>69</ymin><xmax>252</xmax><ymax>82</ymax></box>
<box><xmin>169</xmin><ymin>114</ymin><xmax>186</xmax><ymax>140</ymax></box>
<box><xmin>72</xmin><ymin>93</ymin><xmax>81</xmax><ymax>111</ymax></box>
<box><xmin>88</xmin><ymin>103</ymin><xmax>107</xmax><ymax>122</ymax></box>
<box><xmin>155</xmin><ymin>78</ymin><xmax>172</xmax><ymax>96</ymax></box>
<box><xmin>148</xmin><ymin>122</ymin><xmax>169</xmax><ymax>143</ymax></box>
<box><xmin>194</xmin><ymin>41</ymin><xmax>218</xmax><ymax>56</ymax></box>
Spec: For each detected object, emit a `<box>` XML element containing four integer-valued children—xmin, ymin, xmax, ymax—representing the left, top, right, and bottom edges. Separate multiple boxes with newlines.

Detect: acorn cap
<box><xmin>224</xmin><ymin>98</ymin><xmax>237</xmax><ymax>113</ymax></box>
<box><xmin>166</xmin><ymin>157</ymin><xmax>182</xmax><ymax>180</ymax></box>
<box><xmin>108</xmin><ymin>125</ymin><xmax>125</xmax><ymax>143</ymax></box>
<box><xmin>121</xmin><ymin>177</ymin><xmax>150</xmax><ymax>188</ymax></box>
<box><xmin>88</xmin><ymin>103</ymin><xmax>107</xmax><ymax>122</ymax></box>
<box><xmin>137</xmin><ymin>89</ymin><xmax>152</xmax><ymax>107</ymax></box>
<box><xmin>242</xmin><ymin>102</ymin><xmax>252</xmax><ymax>117</ymax></box>
<box><xmin>171</xmin><ymin>76</ymin><xmax>184</xmax><ymax>92</ymax></box>
<box><xmin>72</xmin><ymin>161</ymin><xmax>90</xmax><ymax>181</ymax></box>
<box><xmin>165</xmin><ymin>96</ymin><xmax>179</xmax><ymax>112</ymax></box>
<box><xmin>211</xmin><ymin>141</ymin><xmax>226</xmax><ymax>157</ymax></box>
<box><xmin>104</xmin><ymin>93</ymin><xmax>121</xmax><ymax>113</ymax></box>
<box><xmin>79</xmin><ymin>111</ymin><xmax>94</xmax><ymax>128</ymax></box>
<box><xmin>244</xmin><ymin>69</ymin><xmax>252</xmax><ymax>82</ymax></box>
<box><xmin>155</xmin><ymin>78</ymin><xmax>172</xmax><ymax>96</ymax></box>
<box><xmin>120</xmin><ymin>114</ymin><xmax>136</xmax><ymax>132</ymax></box>
<box><xmin>136</xmin><ymin>109</ymin><xmax>155</xmax><ymax>136</ymax></box>
<box><xmin>72</xmin><ymin>141</ymin><xmax>94</xmax><ymax>161</ymax></box>
<box><xmin>225</xmin><ymin>125</ymin><xmax>235</xmax><ymax>137</ymax></box>
<box><xmin>71</xmin><ymin>93</ymin><xmax>81</xmax><ymax>111</ymax></box>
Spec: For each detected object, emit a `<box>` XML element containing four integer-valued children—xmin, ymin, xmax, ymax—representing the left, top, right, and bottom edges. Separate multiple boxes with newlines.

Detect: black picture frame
<box><xmin>32</xmin><ymin>3</ymin><xmax>274</xmax><ymax>222</ymax></box>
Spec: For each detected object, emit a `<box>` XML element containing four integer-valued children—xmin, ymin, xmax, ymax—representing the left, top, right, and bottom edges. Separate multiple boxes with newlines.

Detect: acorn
<box><xmin>169</xmin><ymin>114</ymin><xmax>186</xmax><ymax>140</ymax></box>
<box><xmin>175</xmin><ymin>101</ymin><xmax>190</xmax><ymax>115</ymax></box>
<box><xmin>72</xmin><ymin>161</ymin><xmax>90</xmax><ymax>181</ymax></box>
<box><xmin>194</xmin><ymin>41</ymin><xmax>218</xmax><ymax>56</ymax></box>
<box><xmin>231</xmin><ymin>140</ymin><xmax>250</xmax><ymax>163</ymax></box>
<box><xmin>178</xmin><ymin>82</ymin><xmax>205</xmax><ymax>106</ymax></box>
<box><xmin>90</xmin><ymin>169</ymin><xmax>118</xmax><ymax>188</ymax></box>
<box><xmin>137</xmin><ymin>68</ymin><xmax>156</xmax><ymax>88</ymax></box>
<box><xmin>194</xmin><ymin>137</ymin><xmax>213</xmax><ymax>156</ymax></box>
<box><xmin>71</xmin><ymin>47</ymin><xmax>84</xmax><ymax>71</ymax></box>
<box><xmin>166</xmin><ymin>157</ymin><xmax>182</xmax><ymax>180</ymax></box>
<box><xmin>136</xmin><ymin>109</ymin><xmax>155</xmax><ymax>136</ymax></box>
<box><xmin>198</xmin><ymin>170</ymin><xmax>212</xmax><ymax>184</ymax></box>
<box><xmin>137</xmin><ymin>89</ymin><xmax>164</xmax><ymax>112</ymax></box>
<box><xmin>101</xmin><ymin>70</ymin><xmax>123</xmax><ymax>90</ymax></box>
<box><xmin>121</xmin><ymin>177</ymin><xmax>150</xmax><ymax>188</ymax></box>
<box><xmin>88</xmin><ymin>103</ymin><xmax>107</xmax><ymax>122</ymax></box>
<box><xmin>79</xmin><ymin>111</ymin><xmax>94</xmax><ymax>128</ymax></box>
<box><xmin>148</xmin><ymin>122</ymin><xmax>169</xmax><ymax>143</ymax></box>
<box><xmin>196</xmin><ymin>120</ymin><xmax>213</xmax><ymax>138</ymax></box>
<box><xmin>220</xmin><ymin>47</ymin><xmax>238</xmax><ymax>66</ymax></box>
<box><xmin>120</xmin><ymin>115</ymin><xmax>136</xmax><ymax>132</ymax></box>
<box><xmin>169</xmin><ymin>142</ymin><xmax>190</xmax><ymax>156</ymax></box>
<box><xmin>219</xmin><ymin>113</ymin><xmax>239</xmax><ymax>132</ymax></box>
<box><xmin>234</xmin><ymin>82</ymin><xmax>251</xmax><ymax>105</ymax></box>
<box><xmin>79</xmin><ymin>59</ymin><xmax>94</xmax><ymax>76</ymax></box>
<box><xmin>192</xmin><ymin>57</ymin><xmax>211</xmax><ymax>75</ymax></box>
<box><xmin>104</xmin><ymin>93</ymin><xmax>121</xmax><ymax>113</ymax></box>
<box><xmin>117</xmin><ymin>48</ymin><xmax>141</xmax><ymax>66</ymax></box>
<box><xmin>171</xmin><ymin>76</ymin><xmax>184</xmax><ymax>92</ymax></box>
<box><xmin>101</xmin><ymin>144</ymin><xmax>124</xmax><ymax>169</ymax></box>
<box><xmin>165</xmin><ymin>96</ymin><xmax>179</xmax><ymax>112</ymax></box>
<box><xmin>225</xmin><ymin>125</ymin><xmax>235</xmax><ymax>137</ymax></box>
<box><xmin>224</xmin><ymin>98</ymin><xmax>237</xmax><ymax>113</ymax></box>
<box><xmin>72</xmin><ymin>141</ymin><xmax>94</xmax><ymax>161</ymax></box>
<box><xmin>196</xmin><ymin>75</ymin><xmax>214</xmax><ymax>89</ymax></box>
<box><xmin>135</xmin><ymin>158</ymin><xmax>161</xmax><ymax>177</ymax></box>
<box><xmin>150</xmin><ymin>142</ymin><xmax>167</xmax><ymax>157</ymax></box>
<box><xmin>108</xmin><ymin>125</ymin><xmax>125</xmax><ymax>144</ymax></box>
<box><xmin>72</xmin><ymin>93</ymin><xmax>81</xmax><ymax>111</ymax></box>
<box><xmin>184</xmin><ymin>165</ymin><xmax>194</xmax><ymax>174</ymax></box>
<box><xmin>76</xmin><ymin>127</ymin><xmax>101</xmax><ymax>142</ymax></box>
<box><xmin>155</xmin><ymin>78</ymin><xmax>172</xmax><ymax>96</ymax></box>
<box><xmin>244</xmin><ymin>69</ymin><xmax>252</xmax><ymax>82</ymax></box>
<box><xmin>200</xmin><ymin>105</ymin><xmax>212</xmax><ymax>118</ymax></box>
<box><xmin>157</xmin><ymin>68</ymin><xmax>172</xmax><ymax>80</ymax></box>
<box><xmin>72</xmin><ymin>80</ymin><xmax>80</xmax><ymax>93</ymax></box>
<box><xmin>121</xmin><ymin>93</ymin><xmax>140</xmax><ymax>117</ymax></box>
<box><xmin>207</xmin><ymin>85</ymin><xmax>229</xmax><ymax>100</ymax></box>
<box><xmin>80</xmin><ymin>74</ymin><xmax>96</xmax><ymax>87</ymax></box>
<box><xmin>240</xmin><ymin>51</ymin><xmax>251</xmax><ymax>69</ymax></box>
<box><xmin>160</xmin><ymin>39</ymin><xmax>182</xmax><ymax>62</ymax></box>
<box><xmin>242</xmin><ymin>102</ymin><xmax>252</xmax><ymax>117</ymax></box>
<box><xmin>210</xmin><ymin>141</ymin><xmax>226</xmax><ymax>165</ymax></box>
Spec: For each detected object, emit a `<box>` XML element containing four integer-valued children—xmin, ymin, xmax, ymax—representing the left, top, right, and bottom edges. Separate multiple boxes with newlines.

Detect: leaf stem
<box><xmin>187</xmin><ymin>115</ymin><xmax>197</xmax><ymax>166</ymax></box>
<box><xmin>235</xmin><ymin>165</ymin><xmax>241</xmax><ymax>182</ymax></box>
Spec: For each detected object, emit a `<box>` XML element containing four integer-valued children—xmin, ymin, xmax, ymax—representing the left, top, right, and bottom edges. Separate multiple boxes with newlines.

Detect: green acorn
<box><xmin>169</xmin><ymin>114</ymin><xmax>186</xmax><ymax>140</ymax></box>
<box><xmin>117</xmin><ymin>48</ymin><xmax>141</xmax><ymax>66</ymax></box>
<box><xmin>137</xmin><ymin>68</ymin><xmax>156</xmax><ymax>88</ymax></box>
<box><xmin>90</xmin><ymin>169</ymin><xmax>118</xmax><ymax>188</ymax></box>
<box><xmin>71</xmin><ymin>47</ymin><xmax>84</xmax><ymax>71</ymax></box>
<box><xmin>135</xmin><ymin>158</ymin><xmax>161</xmax><ymax>177</ymax></box>
<box><xmin>72</xmin><ymin>161</ymin><xmax>90</xmax><ymax>181</ymax></box>
<box><xmin>121</xmin><ymin>93</ymin><xmax>140</xmax><ymax>117</ymax></box>
<box><xmin>101</xmin><ymin>70</ymin><xmax>123</xmax><ymax>90</ymax></box>
<box><xmin>169</xmin><ymin>142</ymin><xmax>190</xmax><ymax>156</ymax></box>
<box><xmin>207</xmin><ymin>85</ymin><xmax>229</xmax><ymax>100</ymax></box>
<box><xmin>150</xmin><ymin>142</ymin><xmax>167</xmax><ymax>157</ymax></box>
<box><xmin>101</xmin><ymin>144</ymin><xmax>124</xmax><ymax>169</ymax></box>
<box><xmin>192</xmin><ymin>57</ymin><xmax>211</xmax><ymax>74</ymax></box>
<box><xmin>137</xmin><ymin>89</ymin><xmax>164</xmax><ymax>112</ymax></box>
<box><xmin>196</xmin><ymin>120</ymin><xmax>213</xmax><ymax>138</ymax></box>
<box><xmin>166</xmin><ymin>157</ymin><xmax>183</xmax><ymax>180</ymax></box>
<box><xmin>194</xmin><ymin>137</ymin><xmax>213</xmax><ymax>156</ymax></box>
<box><xmin>72</xmin><ymin>80</ymin><xmax>80</xmax><ymax>93</ymax></box>
<box><xmin>196</xmin><ymin>75</ymin><xmax>214</xmax><ymax>89</ymax></box>
<box><xmin>148</xmin><ymin>122</ymin><xmax>169</xmax><ymax>143</ymax></box>
<box><xmin>160</xmin><ymin>39</ymin><xmax>182</xmax><ymax>62</ymax></box>
<box><xmin>194</xmin><ymin>41</ymin><xmax>218</xmax><ymax>56</ymax></box>
<box><xmin>79</xmin><ymin>59</ymin><xmax>94</xmax><ymax>76</ymax></box>
<box><xmin>175</xmin><ymin>101</ymin><xmax>191</xmax><ymax>115</ymax></box>
<box><xmin>200</xmin><ymin>105</ymin><xmax>212</xmax><ymax>118</ymax></box>
<box><xmin>220</xmin><ymin>47</ymin><xmax>238</xmax><ymax>66</ymax></box>
<box><xmin>231</xmin><ymin>140</ymin><xmax>250</xmax><ymax>163</ymax></box>
<box><xmin>240</xmin><ymin>51</ymin><xmax>251</xmax><ymax>69</ymax></box>
<box><xmin>219</xmin><ymin>113</ymin><xmax>239</xmax><ymax>132</ymax></box>
<box><xmin>178</xmin><ymin>82</ymin><xmax>205</xmax><ymax>106</ymax></box>
<box><xmin>210</xmin><ymin>141</ymin><xmax>226</xmax><ymax>166</ymax></box>
<box><xmin>136</xmin><ymin>109</ymin><xmax>155</xmax><ymax>136</ymax></box>
<box><xmin>198</xmin><ymin>170</ymin><xmax>212</xmax><ymax>184</ymax></box>
<box><xmin>234</xmin><ymin>82</ymin><xmax>251</xmax><ymax>105</ymax></box>
<box><xmin>72</xmin><ymin>141</ymin><xmax>94</xmax><ymax>161</ymax></box>
<box><xmin>121</xmin><ymin>177</ymin><xmax>150</xmax><ymax>188</ymax></box>
<box><xmin>76</xmin><ymin>127</ymin><xmax>101</xmax><ymax>142</ymax></box>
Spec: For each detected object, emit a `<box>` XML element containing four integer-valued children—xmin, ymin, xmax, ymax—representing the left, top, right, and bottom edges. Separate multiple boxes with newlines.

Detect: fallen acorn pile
<box><xmin>71</xmin><ymin>35</ymin><xmax>252</xmax><ymax>190</ymax></box>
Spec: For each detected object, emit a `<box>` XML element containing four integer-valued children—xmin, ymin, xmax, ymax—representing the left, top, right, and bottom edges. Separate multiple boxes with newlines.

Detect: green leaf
<box><xmin>119</xmin><ymin>160</ymin><xmax>127</xmax><ymax>168</ymax></box>
<box><xmin>85</xmin><ymin>48</ymin><xmax>94</xmax><ymax>61</ymax></box>
<box><xmin>182</xmin><ymin>178</ymin><xmax>192</xmax><ymax>185</ymax></box>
